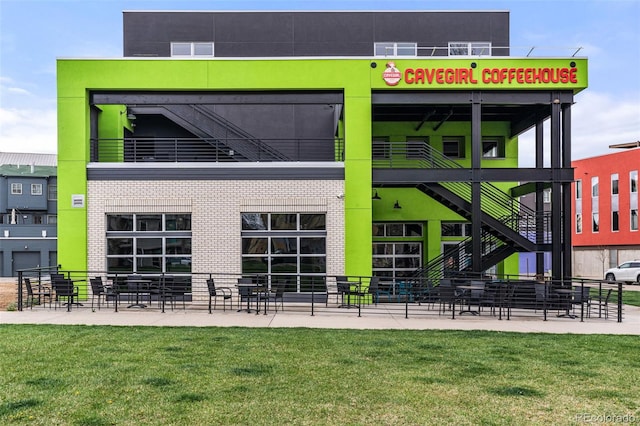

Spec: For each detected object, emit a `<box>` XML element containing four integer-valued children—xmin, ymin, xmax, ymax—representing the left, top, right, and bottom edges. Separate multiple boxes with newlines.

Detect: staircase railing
<box><xmin>190</xmin><ymin>105</ymin><xmax>291</xmax><ymax>161</ymax></box>
<box><xmin>413</xmin><ymin>228</ymin><xmax>508</xmax><ymax>282</ymax></box>
<box><xmin>373</xmin><ymin>141</ymin><xmax>551</xmax><ymax>243</ymax></box>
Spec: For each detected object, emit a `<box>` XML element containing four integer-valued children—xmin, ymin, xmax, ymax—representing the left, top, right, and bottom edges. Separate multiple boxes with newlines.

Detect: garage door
<box><xmin>12</xmin><ymin>252</ymin><xmax>40</xmax><ymax>276</ymax></box>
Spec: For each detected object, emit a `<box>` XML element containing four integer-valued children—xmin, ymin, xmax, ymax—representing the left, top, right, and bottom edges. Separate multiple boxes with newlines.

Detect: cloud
<box><xmin>0</xmin><ymin>76</ymin><xmax>39</xmax><ymax>103</ymax></box>
<box><xmin>7</xmin><ymin>87</ymin><xmax>32</xmax><ymax>96</ymax></box>
<box><xmin>518</xmin><ymin>91</ymin><xmax>640</xmax><ymax>167</ymax></box>
<box><xmin>0</xmin><ymin>107</ymin><xmax>57</xmax><ymax>154</ymax></box>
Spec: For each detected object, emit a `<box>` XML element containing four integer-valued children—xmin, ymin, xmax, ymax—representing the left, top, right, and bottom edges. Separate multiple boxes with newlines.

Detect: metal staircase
<box><xmin>374</xmin><ymin>142</ymin><xmax>551</xmax><ymax>280</ymax></box>
<box><xmin>132</xmin><ymin>104</ymin><xmax>290</xmax><ymax>161</ymax></box>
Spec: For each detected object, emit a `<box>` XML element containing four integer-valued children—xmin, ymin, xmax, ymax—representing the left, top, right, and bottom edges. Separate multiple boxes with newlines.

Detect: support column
<box><xmin>471</xmin><ymin>93</ymin><xmax>482</xmax><ymax>273</ymax></box>
<box><xmin>535</xmin><ymin>121</ymin><xmax>545</xmax><ymax>277</ymax></box>
<box><xmin>550</xmin><ymin>95</ymin><xmax>562</xmax><ymax>280</ymax></box>
<box><xmin>562</xmin><ymin>103</ymin><xmax>573</xmax><ymax>279</ymax></box>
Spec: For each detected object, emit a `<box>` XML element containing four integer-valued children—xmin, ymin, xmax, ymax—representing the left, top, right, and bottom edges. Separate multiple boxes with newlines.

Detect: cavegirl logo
<box><xmin>382</xmin><ymin>61</ymin><xmax>402</xmax><ymax>86</ymax></box>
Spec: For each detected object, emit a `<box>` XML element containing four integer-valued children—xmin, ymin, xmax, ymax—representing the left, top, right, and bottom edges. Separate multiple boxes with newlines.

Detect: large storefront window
<box><xmin>241</xmin><ymin>213</ymin><xmax>326</xmax><ymax>292</ymax></box>
<box><xmin>106</xmin><ymin>213</ymin><xmax>191</xmax><ymax>273</ymax></box>
<box><xmin>372</xmin><ymin>223</ymin><xmax>423</xmax><ymax>279</ymax></box>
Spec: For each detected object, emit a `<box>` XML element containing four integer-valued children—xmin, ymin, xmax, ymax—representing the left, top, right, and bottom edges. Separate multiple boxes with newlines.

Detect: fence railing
<box><xmin>91</xmin><ymin>137</ymin><xmax>345</xmax><ymax>163</ymax></box>
<box><xmin>375</xmin><ymin>45</ymin><xmax>584</xmax><ymax>58</ymax></box>
<box><xmin>14</xmin><ymin>268</ymin><xmax>625</xmax><ymax>323</ymax></box>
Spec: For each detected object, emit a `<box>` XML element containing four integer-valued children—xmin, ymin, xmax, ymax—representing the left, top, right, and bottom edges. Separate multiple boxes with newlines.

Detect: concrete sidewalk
<box><xmin>2</xmin><ymin>304</ymin><xmax>639</xmax><ymax>335</ymax></box>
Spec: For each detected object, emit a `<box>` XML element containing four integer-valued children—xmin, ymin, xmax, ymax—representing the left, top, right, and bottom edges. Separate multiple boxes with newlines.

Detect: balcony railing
<box><xmin>91</xmin><ymin>137</ymin><xmax>345</xmax><ymax>163</ymax></box>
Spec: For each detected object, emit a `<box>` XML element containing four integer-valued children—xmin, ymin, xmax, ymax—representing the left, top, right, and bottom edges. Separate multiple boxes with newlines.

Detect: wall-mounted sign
<box><xmin>382</xmin><ymin>62</ymin><xmax>402</xmax><ymax>86</ymax></box>
<box><xmin>378</xmin><ymin>59</ymin><xmax>585</xmax><ymax>89</ymax></box>
<box><xmin>71</xmin><ymin>194</ymin><xmax>85</xmax><ymax>208</ymax></box>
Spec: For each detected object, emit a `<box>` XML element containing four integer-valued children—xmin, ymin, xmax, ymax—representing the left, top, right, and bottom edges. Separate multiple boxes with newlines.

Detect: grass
<box><xmin>0</xmin><ymin>325</ymin><xmax>639</xmax><ymax>425</ymax></box>
<box><xmin>622</xmin><ymin>290</ymin><xmax>640</xmax><ymax>307</ymax></box>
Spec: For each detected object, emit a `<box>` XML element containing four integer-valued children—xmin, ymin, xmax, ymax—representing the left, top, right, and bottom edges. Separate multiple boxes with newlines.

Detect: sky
<box><xmin>1</xmin><ymin>0</ymin><xmax>639</xmax><ymax>166</ymax></box>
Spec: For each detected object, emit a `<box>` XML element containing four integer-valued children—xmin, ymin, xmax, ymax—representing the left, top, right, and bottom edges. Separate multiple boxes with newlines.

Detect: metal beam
<box><xmin>372</xmin><ymin>90</ymin><xmax>574</xmax><ymax>105</ymax></box>
<box><xmin>87</xmin><ymin>166</ymin><xmax>345</xmax><ymax>180</ymax></box>
<box><xmin>91</xmin><ymin>91</ymin><xmax>344</xmax><ymax>105</ymax></box>
<box><xmin>372</xmin><ymin>168</ymin><xmax>574</xmax><ymax>184</ymax></box>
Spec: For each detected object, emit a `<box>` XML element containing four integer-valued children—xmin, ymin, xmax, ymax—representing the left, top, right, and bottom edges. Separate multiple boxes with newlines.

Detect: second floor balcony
<box><xmin>91</xmin><ymin>137</ymin><xmax>345</xmax><ymax>164</ymax></box>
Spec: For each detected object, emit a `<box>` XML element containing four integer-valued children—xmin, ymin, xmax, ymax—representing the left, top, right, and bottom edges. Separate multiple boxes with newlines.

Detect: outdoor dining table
<box><xmin>554</xmin><ymin>288</ymin><xmax>577</xmax><ymax>318</ymax></box>
<box><xmin>455</xmin><ymin>284</ymin><xmax>484</xmax><ymax>316</ymax></box>
<box><xmin>236</xmin><ymin>283</ymin><xmax>269</xmax><ymax>314</ymax></box>
<box><xmin>126</xmin><ymin>278</ymin><xmax>153</xmax><ymax>308</ymax></box>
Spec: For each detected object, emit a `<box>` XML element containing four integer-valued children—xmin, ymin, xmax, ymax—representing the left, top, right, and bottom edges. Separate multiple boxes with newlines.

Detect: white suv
<box><xmin>605</xmin><ymin>261</ymin><xmax>640</xmax><ymax>284</ymax></box>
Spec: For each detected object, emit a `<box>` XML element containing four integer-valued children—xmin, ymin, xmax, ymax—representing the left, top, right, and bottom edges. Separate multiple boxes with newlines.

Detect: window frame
<box><xmin>448</xmin><ymin>42</ymin><xmax>492</xmax><ymax>56</ymax></box>
<box><xmin>106</xmin><ymin>213</ymin><xmax>192</xmax><ymax>274</ymax></box>
<box><xmin>482</xmin><ymin>137</ymin><xmax>505</xmax><ymax>159</ymax></box>
<box><xmin>591</xmin><ymin>176</ymin><xmax>599</xmax><ymax>197</ymax></box>
<box><xmin>170</xmin><ymin>42</ymin><xmax>214</xmax><ymax>57</ymax></box>
<box><xmin>442</xmin><ymin>136</ymin><xmax>465</xmax><ymax>159</ymax></box>
<box><xmin>441</xmin><ymin>222</ymin><xmax>471</xmax><ymax>237</ymax></box>
<box><xmin>48</xmin><ymin>185</ymin><xmax>57</xmax><ymax>201</ymax></box>
<box><xmin>241</xmin><ymin>213</ymin><xmax>327</xmax><ymax>292</ymax></box>
<box><xmin>31</xmin><ymin>183</ymin><xmax>43</xmax><ymax>196</ymax></box>
<box><xmin>373</xmin><ymin>223</ymin><xmax>423</xmax><ymax>238</ymax></box>
<box><xmin>611</xmin><ymin>174</ymin><xmax>619</xmax><ymax>195</ymax></box>
<box><xmin>374</xmin><ymin>42</ymin><xmax>417</xmax><ymax>57</ymax></box>
<box><xmin>11</xmin><ymin>183</ymin><xmax>22</xmax><ymax>195</ymax></box>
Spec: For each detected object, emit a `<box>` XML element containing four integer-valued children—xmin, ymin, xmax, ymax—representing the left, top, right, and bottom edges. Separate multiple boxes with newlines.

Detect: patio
<box><xmin>8</xmin><ymin>272</ymin><xmax>630</xmax><ymax>328</ymax></box>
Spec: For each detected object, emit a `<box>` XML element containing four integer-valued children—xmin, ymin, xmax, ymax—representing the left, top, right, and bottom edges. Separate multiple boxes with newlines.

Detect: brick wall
<box><xmin>87</xmin><ymin>179</ymin><xmax>345</xmax><ymax>283</ymax></box>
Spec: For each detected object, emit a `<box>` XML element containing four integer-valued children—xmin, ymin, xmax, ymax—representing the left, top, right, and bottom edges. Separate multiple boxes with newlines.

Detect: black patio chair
<box><xmin>90</xmin><ymin>276</ymin><xmax>116</xmax><ymax>310</ymax></box>
<box><xmin>24</xmin><ymin>277</ymin><xmax>52</xmax><ymax>309</ymax></box>
<box><xmin>268</xmin><ymin>284</ymin><xmax>285</xmax><ymax>312</ymax></box>
<box><xmin>206</xmin><ymin>278</ymin><xmax>233</xmax><ymax>313</ymax></box>
<box><xmin>497</xmin><ymin>282</ymin><xmax>517</xmax><ymax>319</ymax></box>
<box><xmin>160</xmin><ymin>276</ymin><xmax>187</xmax><ymax>310</ymax></box>
<box><xmin>237</xmin><ymin>277</ymin><xmax>262</xmax><ymax>313</ymax></box>
<box><xmin>336</xmin><ymin>276</ymin><xmax>361</xmax><ymax>308</ymax></box>
<box><xmin>588</xmin><ymin>288</ymin><xmax>613</xmax><ymax>319</ymax></box>
<box><xmin>413</xmin><ymin>279</ymin><xmax>436</xmax><ymax>308</ymax></box>
<box><xmin>479</xmin><ymin>281</ymin><xmax>500</xmax><ymax>315</ymax></box>
<box><xmin>365</xmin><ymin>276</ymin><xmax>385</xmax><ymax>305</ymax></box>
<box><xmin>437</xmin><ymin>279</ymin><xmax>462</xmax><ymax>315</ymax></box>
<box><xmin>571</xmin><ymin>286</ymin><xmax>591</xmax><ymax>316</ymax></box>
<box><xmin>325</xmin><ymin>276</ymin><xmax>345</xmax><ymax>306</ymax></box>
<box><xmin>352</xmin><ymin>276</ymin><xmax>385</xmax><ymax>306</ymax></box>
<box><xmin>534</xmin><ymin>282</ymin><xmax>559</xmax><ymax>313</ymax></box>
<box><xmin>52</xmin><ymin>278</ymin><xmax>79</xmax><ymax>312</ymax></box>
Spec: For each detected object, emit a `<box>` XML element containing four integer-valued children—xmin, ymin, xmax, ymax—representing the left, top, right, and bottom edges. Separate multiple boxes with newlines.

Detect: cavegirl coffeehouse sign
<box><xmin>378</xmin><ymin>59</ymin><xmax>587</xmax><ymax>89</ymax></box>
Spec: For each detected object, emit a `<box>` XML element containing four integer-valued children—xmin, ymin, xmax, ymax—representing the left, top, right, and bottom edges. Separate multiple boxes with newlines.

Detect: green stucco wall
<box><xmin>57</xmin><ymin>57</ymin><xmax>587</xmax><ymax>277</ymax></box>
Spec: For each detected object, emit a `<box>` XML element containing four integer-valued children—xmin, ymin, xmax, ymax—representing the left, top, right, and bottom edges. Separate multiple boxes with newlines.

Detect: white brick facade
<box><xmin>87</xmin><ymin>179</ymin><xmax>345</xmax><ymax>282</ymax></box>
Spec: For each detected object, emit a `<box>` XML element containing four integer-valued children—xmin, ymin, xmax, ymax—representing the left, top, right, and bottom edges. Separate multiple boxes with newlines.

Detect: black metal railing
<box><xmin>14</xmin><ymin>268</ymin><xmax>625</xmax><ymax>323</ymax></box>
<box><xmin>373</xmin><ymin>140</ymin><xmax>552</xmax><ymax>244</ymax></box>
<box><xmin>91</xmin><ymin>137</ymin><xmax>345</xmax><ymax>163</ymax></box>
<box><xmin>373</xmin><ymin>140</ymin><xmax>553</xmax><ymax>281</ymax></box>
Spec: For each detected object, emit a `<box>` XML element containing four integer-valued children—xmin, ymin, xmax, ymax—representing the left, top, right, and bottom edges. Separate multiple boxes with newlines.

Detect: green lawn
<box><xmin>0</xmin><ymin>325</ymin><xmax>638</xmax><ymax>425</ymax></box>
<box><xmin>622</xmin><ymin>290</ymin><xmax>640</xmax><ymax>307</ymax></box>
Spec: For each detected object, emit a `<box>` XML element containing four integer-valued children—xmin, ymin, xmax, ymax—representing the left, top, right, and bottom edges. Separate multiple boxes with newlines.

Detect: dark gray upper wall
<box><xmin>123</xmin><ymin>11</ymin><xmax>509</xmax><ymax>57</ymax></box>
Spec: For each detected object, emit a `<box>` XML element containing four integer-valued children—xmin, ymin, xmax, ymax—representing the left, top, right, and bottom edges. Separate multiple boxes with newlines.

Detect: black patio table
<box><xmin>554</xmin><ymin>288</ymin><xmax>577</xmax><ymax>318</ymax></box>
<box><xmin>126</xmin><ymin>278</ymin><xmax>152</xmax><ymax>308</ymax></box>
<box><xmin>455</xmin><ymin>284</ymin><xmax>483</xmax><ymax>316</ymax></box>
<box><xmin>236</xmin><ymin>283</ymin><xmax>269</xmax><ymax>314</ymax></box>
